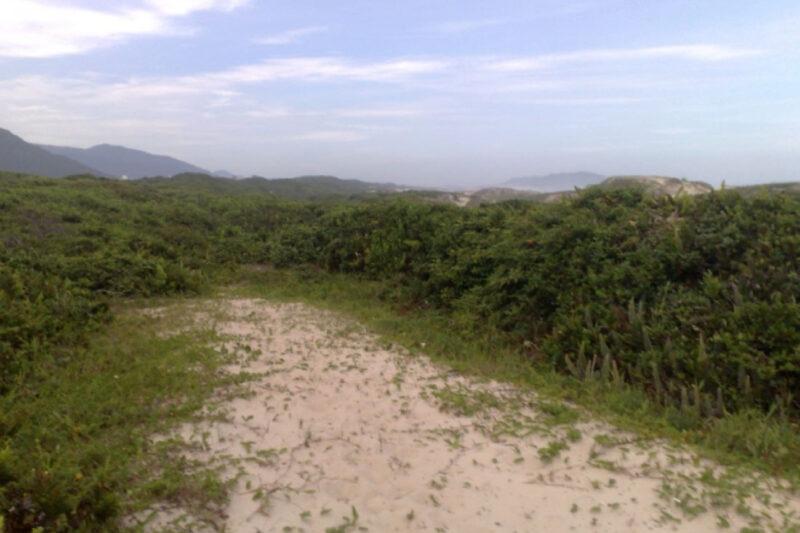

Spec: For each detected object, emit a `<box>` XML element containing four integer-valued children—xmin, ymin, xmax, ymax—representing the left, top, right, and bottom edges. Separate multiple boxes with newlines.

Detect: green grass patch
<box><xmin>538</xmin><ymin>440</ymin><xmax>569</xmax><ymax>463</ymax></box>
<box><xmin>538</xmin><ymin>401</ymin><xmax>580</xmax><ymax>426</ymax></box>
<box><xmin>0</xmin><ymin>298</ymin><xmax>236</xmax><ymax>531</ymax></box>
<box><xmin>431</xmin><ymin>385</ymin><xmax>503</xmax><ymax>417</ymax></box>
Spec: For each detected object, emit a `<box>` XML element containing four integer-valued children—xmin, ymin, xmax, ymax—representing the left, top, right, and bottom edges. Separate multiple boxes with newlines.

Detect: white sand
<box><xmin>140</xmin><ymin>299</ymin><xmax>800</xmax><ymax>532</ymax></box>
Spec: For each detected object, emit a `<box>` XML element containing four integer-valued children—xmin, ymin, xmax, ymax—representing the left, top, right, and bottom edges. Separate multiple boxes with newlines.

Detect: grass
<box><xmin>228</xmin><ymin>267</ymin><xmax>800</xmax><ymax>485</ymax></box>
<box><xmin>0</xmin><ymin>297</ymin><xmax>242</xmax><ymax>531</ymax></box>
<box><xmin>431</xmin><ymin>385</ymin><xmax>503</xmax><ymax>417</ymax></box>
<box><xmin>538</xmin><ymin>440</ymin><xmax>569</xmax><ymax>463</ymax></box>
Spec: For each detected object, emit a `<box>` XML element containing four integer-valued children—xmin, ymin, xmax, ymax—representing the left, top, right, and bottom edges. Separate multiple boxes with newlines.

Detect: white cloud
<box><xmin>253</xmin><ymin>26</ymin><xmax>328</xmax><ymax>46</ymax></box>
<box><xmin>0</xmin><ymin>58</ymin><xmax>448</xmax><ymax>125</ymax></box>
<box><xmin>0</xmin><ymin>0</ymin><xmax>248</xmax><ymax>58</ymax></box>
<box><xmin>214</xmin><ymin>58</ymin><xmax>448</xmax><ymax>84</ymax></box>
<box><xmin>488</xmin><ymin>45</ymin><xmax>763</xmax><ymax>71</ymax></box>
<box><xmin>0</xmin><ymin>42</ymin><xmax>757</xmax><ymax>109</ymax></box>
<box><xmin>55</xmin><ymin>57</ymin><xmax>448</xmax><ymax>106</ymax></box>
<box><xmin>0</xmin><ymin>40</ymin><xmax>770</xmax><ymax>159</ymax></box>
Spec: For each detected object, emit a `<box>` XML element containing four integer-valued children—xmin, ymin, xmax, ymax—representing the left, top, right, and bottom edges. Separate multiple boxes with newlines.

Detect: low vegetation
<box><xmin>1</xmin><ymin>171</ymin><xmax>799</xmax><ymax>530</ymax></box>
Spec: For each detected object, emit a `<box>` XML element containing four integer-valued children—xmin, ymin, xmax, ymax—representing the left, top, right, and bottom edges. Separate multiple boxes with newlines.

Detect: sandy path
<box><xmin>141</xmin><ymin>299</ymin><xmax>800</xmax><ymax>532</ymax></box>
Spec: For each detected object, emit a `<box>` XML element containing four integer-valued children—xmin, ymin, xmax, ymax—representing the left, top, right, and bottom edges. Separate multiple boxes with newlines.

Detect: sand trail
<box><xmin>141</xmin><ymin>299</ymin><xmax>800</xmax><ymax>532</ymax></box>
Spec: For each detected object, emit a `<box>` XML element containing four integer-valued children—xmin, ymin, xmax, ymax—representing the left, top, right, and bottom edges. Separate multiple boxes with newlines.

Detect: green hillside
<box><xmin>0</xmin><ymin>129</ymin><xmax>102</xmax><ymax>178</ymax></box>
<box><xmin>142</xmin><ymin>173</ymin><xmax>401</xmax><ymax>199</ymax></box>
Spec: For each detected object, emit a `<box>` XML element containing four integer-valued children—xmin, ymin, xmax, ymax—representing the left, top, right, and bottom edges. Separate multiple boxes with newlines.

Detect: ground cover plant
<box><xmin>1</xmin><ymin>171</ymin><xmax>799</xmax><ymax>530</ymax></box>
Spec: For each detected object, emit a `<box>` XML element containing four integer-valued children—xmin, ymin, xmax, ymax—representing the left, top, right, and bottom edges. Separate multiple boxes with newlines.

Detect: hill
<box><xmin>503</xmin><ymin>171</ymin><xmax>605</xmax><ymax>192</ymax></box>
<box><xmin>0</xmin><ymin>128</ymin><xmax>101</xmax><ymax>178</ymax></box>
<box><xmin>596</xmin><ymin>175</ymin><xmax>713</xmax><ymax>196</ymax></box>
<box><xmin>40</xmin><ymin>143</ymin><xmax>209</xmax><ymax>179</ymax></box>
<box><xmin>246</xmin><ymin>174</ymin><xmax>401</xmax><ymax>199</ymax></box>
<box><xmin>142</xmin><ymin>173</ymin><xmax>402</xmax><ymax>200</ymax></box>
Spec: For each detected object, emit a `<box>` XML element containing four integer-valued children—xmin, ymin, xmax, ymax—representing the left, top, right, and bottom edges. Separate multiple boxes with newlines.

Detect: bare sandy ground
<box><xmin>138</xmin><ymin>299</ymin><xmax>800</xmax><ymax>532</ymax></box>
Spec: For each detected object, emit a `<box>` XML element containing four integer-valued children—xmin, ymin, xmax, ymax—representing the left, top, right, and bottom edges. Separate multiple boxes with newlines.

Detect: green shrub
<box><xmin>295</xmin><ymin>188</ymin><xmax>800</xmax><ymax>416</ymax></box>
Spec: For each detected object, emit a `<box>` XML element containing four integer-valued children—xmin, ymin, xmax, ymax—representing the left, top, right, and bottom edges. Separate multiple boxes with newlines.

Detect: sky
<box><xmin>1</xmin><ymin>0</ymin><xmax>799</xmax><ymax>187</ymax></box>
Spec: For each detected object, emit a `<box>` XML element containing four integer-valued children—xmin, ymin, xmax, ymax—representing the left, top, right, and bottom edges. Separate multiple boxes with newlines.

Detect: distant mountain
<box><xmin>503</xmin><ymin>171</ymin><xmax>605</xmax><ymax>192</ymax></box>
<box><xmin>143</xmin><ymin>173</ymin><xmax>403</xmax><ymax>200</ymax></box>
<box><xmin>39</xmin><ymin>143</ymin><xmax>209</xmax><ymax>179</ymax></box>
<box><xmin>0</xmin><ymin>128</ymin><xmax>102</xmax><ymax>178</ymax></box>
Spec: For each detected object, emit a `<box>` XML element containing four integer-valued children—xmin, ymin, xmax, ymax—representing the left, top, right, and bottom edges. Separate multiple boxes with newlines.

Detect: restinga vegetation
<box><xmin>1</xmin><ymin>170</ymin><xmax>799</xmax><ymax>529</ymax></box>
<box><xmin>2</xmin><ymin>170</ymin><xmax>799</xmax><ymax>414</ymax></box>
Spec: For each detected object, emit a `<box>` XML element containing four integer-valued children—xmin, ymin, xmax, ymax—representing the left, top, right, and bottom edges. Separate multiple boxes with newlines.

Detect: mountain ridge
<box><xmin>39</xmin><ymin>143</ymin><xmax>210</xmax><ymax>179</ymax></box>
<box><xmin>0</xmin><ymin>128</ymin><xmax>103</xmax><ymax>178</ymax></box>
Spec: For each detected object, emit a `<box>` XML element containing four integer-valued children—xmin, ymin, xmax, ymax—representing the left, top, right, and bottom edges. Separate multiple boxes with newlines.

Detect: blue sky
<box><xmin>1</xmin><ymin>0</ymin><xmax>799</xmax><ymax>186</ymax></box>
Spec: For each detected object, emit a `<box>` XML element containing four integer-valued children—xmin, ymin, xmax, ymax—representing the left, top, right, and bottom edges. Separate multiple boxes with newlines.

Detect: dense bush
<box><xmin>0</xmin><ymin>174</ymin><xmax>319</xmax><ymax>393</ymax></box>
<box><xmin>0</xmin><ymin>264</ymin><xmax>106</xmax><ymax>386</ymax></box>
<box><xmin>2</xmin><ymin>174</ymin><xmax>798</xmax><ymax>414</ymax></box>
<box><xmin>284</xmin><ymin>188</ymin><xmax>800</xmax><ymax>416</ymax></box>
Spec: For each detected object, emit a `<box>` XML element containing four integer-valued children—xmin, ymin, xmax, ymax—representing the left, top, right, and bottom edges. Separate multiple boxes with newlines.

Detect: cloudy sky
<box><xmin>1</xmin><ymin>0</ymin><xmax>799</xmax><ymax>186</ymax></box>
